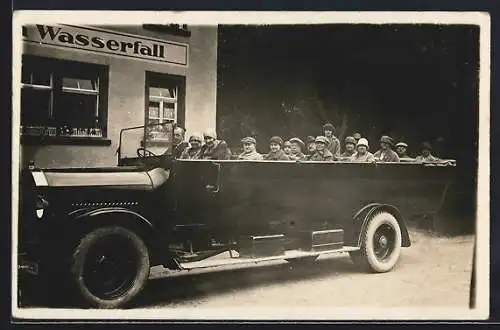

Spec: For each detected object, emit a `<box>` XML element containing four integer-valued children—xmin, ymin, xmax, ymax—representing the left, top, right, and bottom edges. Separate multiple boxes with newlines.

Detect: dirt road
<box><xmin>136</xmin><ymin>230</ymin><xmax>474</xmax><ymax>309</ymax></box>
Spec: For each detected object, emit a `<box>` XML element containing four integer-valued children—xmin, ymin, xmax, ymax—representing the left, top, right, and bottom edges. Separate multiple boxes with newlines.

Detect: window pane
<box><xmin>149</xmin><ymin>87</ymin><xmax>173</xmax><ymax>98</ymax></box>
<box><xmin>62</xmin><ymin>77</ymin><xmax>96</xmax><ymax>91</ymax></box>
<box><xmin>162</xmin><ymin>102</ymin><xmax>175</xmax><ymax>120</ymax></box>
<box><xmin>53</xmin><ymin>92</ymin><xmax>98</xmax><ymax>128</ymax></box>
<box><xmin>21</xmin><ymin>89</ymin><xmax>51</xmax><ymax>126</ymax></box>
<box><xmin>22</xmin><ymin>67</ymin><xmax>51</xmax><ymax>86</ymax></box>
<box><xmin>148</xmin><ymin>101</ymin><xmax>160</xmax><ymax>118</ymax></box>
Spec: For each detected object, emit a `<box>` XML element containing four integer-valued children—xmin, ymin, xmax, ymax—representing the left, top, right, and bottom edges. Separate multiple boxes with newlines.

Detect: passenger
<box><xmin>288</xmin><ymin>137</ymin><xmax>307</xmax><ymax>161</ymax></box>
<box><xmin>179</xmin><ymin>133</ymin><xmax>203</xmax><ymax>159</ymax></box>
<box><xmin>308</xmin><ymin>136</ymin><xmax>334</xmax><ymax>161</ymax></box>
<box><xmin>395</xmin><ymin>142</ymin><xmax>409</xmax><ymax>158</ymax></box>
<box><xmin>351</xmin><ymin>138</ymin><xmax>375</xmax><ymax>163</ymax></box>
<box><xmin>172</xmin><ymin>125</ymin><xmax>189</xmax><ymax>158</ymax></box>
<box><xmin>322</xmin><ymin>123</ymin><xmax>341</xmax><ymax>158</ymax></box>
<box><xmin>373</xmin><ymin>135</ymin><xmax>400</xmax><ymax>162</ymax></box>
<box><xmin>305</xmin><ymin>136</ymin><xmax>316</xmax><ymax>155</ymax></box>
<box><xmin>339</xmin><ymin>136</ymin><xmax>357</xmax><ymax>160</ymax></box>
<box><xmin>415</xmin><ymin>142</ymin><xmax>440</xmax><ymax>163</ymax></box>
<box><xmin>200</xmin><ymin>130</ymin><xmax>232</xmax><ymax>160</ymax></box>
<box><xmin>353</xmin><ymin>132</ymin><xmax>362</xmax><ymax>143</ymax></box>
<box><xmin>283</xmin><ymin>140</ymin><xmax>292</xmax><ymax>156</ymax></box>
<box><xmin>238</xmin><ymin>136</ymin><xmax>264</xmax><ymax>160</ymax></box>
<box><xmin>263</xmin><ymin>136</ymin><xmax>289</xmax><ymax>160</ymax></box>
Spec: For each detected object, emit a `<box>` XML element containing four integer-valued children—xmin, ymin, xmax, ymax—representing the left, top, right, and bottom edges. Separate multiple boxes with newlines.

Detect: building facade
<box><xmin>19</xmin><ymin>24</ymin><xmax>218</xmax><ymax>168</ymax></box>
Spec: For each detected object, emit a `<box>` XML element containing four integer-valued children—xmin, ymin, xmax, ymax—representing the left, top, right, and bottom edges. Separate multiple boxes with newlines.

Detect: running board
<box><xmin>179</xmin><ymin>246</ymin><xmax>360</xmax><ymax>270</ymax></box>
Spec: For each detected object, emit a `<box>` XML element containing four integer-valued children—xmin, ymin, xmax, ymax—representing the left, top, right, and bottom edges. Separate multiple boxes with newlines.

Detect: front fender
<box><xmin>353</xmin><ymin>204</ymin><xmax>411</xmax><ymax>248</ymax></box>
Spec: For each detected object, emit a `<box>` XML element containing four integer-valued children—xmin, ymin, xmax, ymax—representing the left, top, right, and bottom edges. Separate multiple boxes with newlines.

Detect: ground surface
<box><xmin>135</xmin><ymin>229</ymin><xmax>474</xmax><ymax>309</ymax></box>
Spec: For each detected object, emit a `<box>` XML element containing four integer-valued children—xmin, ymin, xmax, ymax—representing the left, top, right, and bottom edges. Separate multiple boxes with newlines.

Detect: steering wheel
<box><xmin>136</xmin><ymin>147</ymin><xmax>158</xmax><ymax>157</ymax></box>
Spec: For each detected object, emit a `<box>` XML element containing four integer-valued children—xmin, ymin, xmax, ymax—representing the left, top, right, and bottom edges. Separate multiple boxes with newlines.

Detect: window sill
<box><xmin>21</xmin><ymin>135</ymin><xmax>112</xmax><ymax>146</ymax></box>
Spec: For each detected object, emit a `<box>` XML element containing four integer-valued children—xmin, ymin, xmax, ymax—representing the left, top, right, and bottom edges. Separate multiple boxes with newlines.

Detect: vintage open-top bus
<box><xmin>18</xmin><ymin>122</ymin><xmax>456</xmax><ymax>309</ymax></box>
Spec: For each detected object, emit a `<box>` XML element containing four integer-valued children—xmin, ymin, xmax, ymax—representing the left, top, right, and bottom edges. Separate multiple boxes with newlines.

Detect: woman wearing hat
<box><xmin>238</xmin><ymin>136</ymin><xmax>264</xmax><ymax>160</ymax></box>
<box><xmin>373</xmin><ymin>135</ymin><xmax>400</xmax><ymax>162</ymax></box>
<box><xmin>415</xmin><ymin>141</ymin><xmax>440</xmax><ymax>163</ymax></box>
<box><xmin>395</xmin><ymin>141</ymin><xmax>410</xmax><ymax>159</ymax></box>
<box><xmin>288</xmin><ymin>137</ymin><xmax>307</xmax><ymax>161</ymax></box>
<box><xmin>263</xmin><ymin>136</ymin><xmax>289</xmax><ymax>160</ymax></box>
<box><xmin>322</xmin><ymin>123</ymin><xmax>341</xmax><ymax>158</ymax></box>
<box><xmin>351</xmin><ymin>138</ymin><xmax>375</xmax><ymax>163</ymax></box>
<box><xmin>200</xmin><ymin>130</ymin><xmax>232</xmax><ymax>160</ymax></box>
<box><xmin>179</xmin><ymin>132</ymin><xmax>204</xmax><ymax>159</ymax></box>
<box><xmin>339</xmin><ymin>136</ymin><xmax>357</xmax><ymax>161</ymax></box>
<box><xmin>308</xmin><ymin>136</ymin><xmax>334</xmax><ymax>161</ymax></box>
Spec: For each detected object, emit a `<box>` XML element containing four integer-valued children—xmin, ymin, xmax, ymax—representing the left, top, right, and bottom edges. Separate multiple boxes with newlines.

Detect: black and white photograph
<box><xmin>11</xmin><ymin>11</ymin><xmax>490</xmax><ymax>320</ymax></box>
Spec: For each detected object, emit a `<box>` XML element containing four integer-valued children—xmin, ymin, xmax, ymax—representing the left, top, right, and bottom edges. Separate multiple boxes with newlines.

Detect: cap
<box><xmin>305</xmin><ymin>136</ymin><xmax>316</xmax><ymax>144</ymax></box>
<box><xmin>395</xmin><ymin>142</ymin><xmax>408</xmax><ymax>148</ymax></box>
<box><xmin>203</xmin><ymin>130</ymin><xmax>217</xmax><ymax>139</ymax></box>
<box><xmin>357</xmin><ymin>138</ymin><xmax>369</xmax><ymax>149</ymax></box>
<box><xmin>344</xmin><ymin>136</ymin><xmax>356</xmax><ymax>145</ymax></box>
<box><xmin>241</xmin><ymin>136</ymin><xmax>257</xmax><ymax>145</ymax></box>
<box><xmin>269</xmin><ymin>136</ymin><xmax>284</xmax><ymax>146</ymax></box>
<box><xmin>315</xmin><ymin>136</ymin><xmax>329</xmax><ymax>145</ymax></box>
<box><xmin>353</xmin><ymin>132</ymin><xmax>362</xmax><ymax>140</ymax></box>
<box><xmin>289</xmin><ymin>137</ymin><xmax>305</xmax><ymax>150</ymax></box>
<box><xmin>284</xmin><ymin>140</ymin><xmax>292</xmax><ymax>147</ymax></box>
<box><xmin>322</xmin><ymin>123</ymin><xmax>335</xmax><ymax>132</ymax></box>
<box><xmin>421</xmin><ymin>141</ymin><xmax>433</xmax><ymax>151</ymax></box>
<box><xmin>380</xmin><ymin>135</ymin><xmax>394</xmax><ymax>146</ymax></box>
<box><xmin>189</xmin><ymin>132</ymin><xmax>203</xmax><ymax>143</ymax></box>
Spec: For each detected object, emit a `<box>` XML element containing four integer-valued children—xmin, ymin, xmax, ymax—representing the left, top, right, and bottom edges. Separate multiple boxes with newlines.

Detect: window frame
<box><xmin>20</xmin><ymin>55</ymin><xmax>110</xmax><ymax>146</ymax></box>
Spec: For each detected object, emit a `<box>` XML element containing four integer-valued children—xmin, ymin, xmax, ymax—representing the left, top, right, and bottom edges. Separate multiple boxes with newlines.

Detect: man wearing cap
<box><xmin>200</xmin><ymin>130</ymin><xmax>232</xmax><ymax>160</ymax></box>
<box><xmin>305</xmin><ymin>136</ymin><xmax>316</xmax><ymax>156</ymax></box>
<box><xmin>288</xmin><ymin>137</ymin><xmax>307</xmax><ymax>161</ymax></box>
<box><xmin>172</xmin><ymin>125</ymin><xmax>189</xmax><ymax>158</ymax></box>
<box><xmin>322</xmin><ymin>123</ymin><xmax>341</xmax><ymax>158</ymax></box>
<box><xmin>263</xmin><ymin>136</ymin><xmax>289</xmax><ymax>160</ymax></box>
<box><xmin>238</xmin><ymin>136</ymin><xmax>264</xmax><ymax>160</ymax></box>
<box><xmin>179</xmin><ymin>133</ymin><xmax>203</xmax><ymax>159</ymax></box>
<box><xmin>415</xmin><ymin>142</ymin><xmax>440</xmax><ymax>163</ymax></box>
<box><xmin>395</xmin><ymin>141</ymin><xmax>411</xmax><ymax>159</ymax></box>
<box><xmin>351</xmin><ymin>138</ymin><xmax>375</xmax><ymax>163</ymax></box>
<box><xmin>308</xmin><ymin>136</ymin><xmax>334</xmax><ymax>161</ymax></box>
<box><xmin>339</xmin><ymin>136</ymin><xmax>357</xmax><ymax>161</ymax></box>
<box><xmin>373</xmin><ymin>135</ymin><xmax>400</xmax><ymax>162</ymax></box>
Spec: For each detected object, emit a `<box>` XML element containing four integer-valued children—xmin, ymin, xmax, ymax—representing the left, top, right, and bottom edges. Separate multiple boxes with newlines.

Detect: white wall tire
<box><xmin>350</xmin><ymin>211</ymin><xmax>402</xmax><ymax>273</ymax></box>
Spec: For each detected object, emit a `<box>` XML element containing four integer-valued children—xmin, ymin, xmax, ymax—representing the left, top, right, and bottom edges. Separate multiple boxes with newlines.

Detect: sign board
<box><xmin>23</xmin><ymin>24</ymin><xmax>188</xmax><ymax>66</ymax></box>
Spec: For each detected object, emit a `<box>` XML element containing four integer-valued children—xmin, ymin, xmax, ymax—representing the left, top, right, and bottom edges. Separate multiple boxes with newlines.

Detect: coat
<box><xmin>339</xmin><ymin>150</ymin><xmax>356</xmax><ymax>161</ymax></box>
<box><xmin>200</xmin><ymin>140</ymin><xmax>232</xmax><ymax>160</ymax></box>
<box><xmin>373</xmin><ymin>149</ymin><xmax>400</xmax><ymax>162</ymax></box>
<box><xmin>263</xmin><ymin>150</ymin><xmax>290</xmax><ymax>161</ymax></box>
<box><xmin>326</xmin><ymin>136</ymin><xmax>341</xmax><ymax>158</ymax></box>
<box><xmin>179</xmin><ymin>147</ymin><xmax>202</xmax><ymax>160</ymax></box>
<box><xmin>238</xmin><ymin>150</ymin><xmax>264</xmax><ymax>160</ymax></box>
<box><xmin>288</xmin><ymin>152</ymin><xmax>306</xmax><ymax>161</ymax></box>
<box><xmin>351</xmin><ymin>151</ymin><xmax>375</xmax><ymax>162</ymax></box>
<box><xmin>415</xmin><ymin>154</ymin><xmax>440</xmax><ymax>163</ymax></box>
<box><xmin>173</xmin><ymin>141</ymin><xmax>190</xmax><ymax>158</ymax></box>
<box><xmin>308</xmin><ymin>149</ymin><xmax>334</xmax><ymax>161</ymax></box>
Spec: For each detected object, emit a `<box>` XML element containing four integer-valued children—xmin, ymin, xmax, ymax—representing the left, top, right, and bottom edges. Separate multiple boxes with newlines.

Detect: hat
<box><xmin>380</xmin><ymin>135</ymin><xmax>394</xmax><ymax>146</ymax></box>
<box><xmin>241</xmin><ymin>136</ymin><xmax>257</xmax><ymax>145</ymax></box>
<box><xmin>421</xmin><ymin>141</ymin><xmax>433</xmax><ymax>151</ymax></box>
<box><xmin>315</xmin><ymin>136</ymin><xmax>329</xmax><ymax>145</ymax></box>
<box><xmin>344</xmin><ymin>136</ymin><xmax>356</xmax><ymax>145</ymax></box>
<box><xmin>289</xmin><ymin>137</ymin><xmax>305</xmax><ymax>150</ymax></box>
<box><xmin>284</xmin><ymin>140</ymin><xmax>292</xmax><ymax>146</ymax></box>
<box><xmin>189</xmin><ymin>132</ymin><xmax>203</xmax><ymax>143</ymax></box>
<box><xmin>395</xmin><ymin>142</ymin><xmax>408</xmax><ymax>148</ymax></box>
<box><xmin>269</xmin><ymin>136</ymin><xmax>284</xmax><ymax>146</ymax></box>
<box><xmin>357</xmin><ymin>138</ymin><xmax>369</xmax><ymax>149</ymax></box>
<box><xmin>353</xmin><ymin>132</ymin><xmax>362</xmax><ymax>140</ymax></box>
<box><xmin>203</xmin><ymin>130</ymin><xmax>217</xmax><ymax>139</ymax></box>
<box><xmin>305</xmin><ymin>136</ymin><xmax>316</xmax><ymax>144</ymax></box>
<box><xmin>322</xmin><ymin>123</ymin><xmax>335</xmax><ymax>132</ymax></box>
